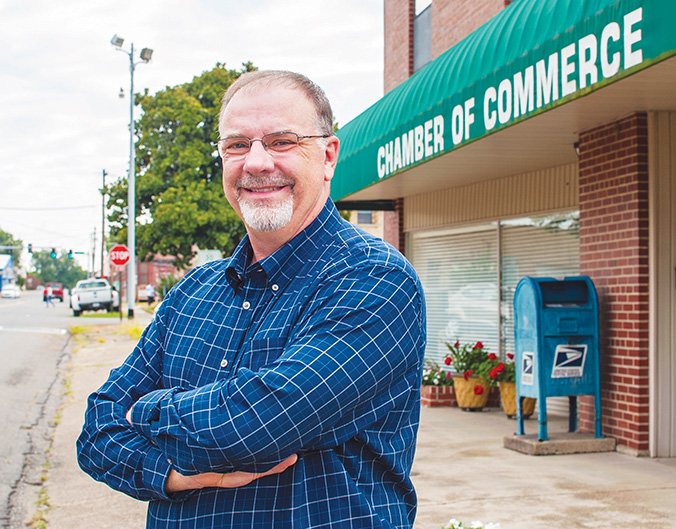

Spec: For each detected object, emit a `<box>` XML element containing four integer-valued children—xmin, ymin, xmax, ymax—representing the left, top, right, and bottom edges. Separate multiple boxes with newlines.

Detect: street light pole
<box><xmin>127</xmin><ymin>42</ymin><xmax>137</xmax><ymax>319</ymax></box>
<box><xmin>111</xmin><ymin>35</ymin><xmax>153</xmax><ymax>319</ymax></box>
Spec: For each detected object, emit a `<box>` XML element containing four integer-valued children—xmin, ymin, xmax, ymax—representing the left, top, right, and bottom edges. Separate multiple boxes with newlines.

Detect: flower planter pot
<box><xmin>498</xmin><ymin>381</ymin><xmax>536</xmax><ymax>419</ymax></box>
<box><xmin>452</xmin><ymin>376</ymin><xmax>489</xmax><ymax>411</ymax></box>
<box><xmin>421</xmin><ymin>385</ymin><xmax>455</xmax><ymax>407</ymax></box>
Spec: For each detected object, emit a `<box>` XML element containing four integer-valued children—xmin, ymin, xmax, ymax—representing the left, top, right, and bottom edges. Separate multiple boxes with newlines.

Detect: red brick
<box><xmin>578</xmin><ymin>113</ymin><xmax>649</xmax><ymax>452</ymax></box>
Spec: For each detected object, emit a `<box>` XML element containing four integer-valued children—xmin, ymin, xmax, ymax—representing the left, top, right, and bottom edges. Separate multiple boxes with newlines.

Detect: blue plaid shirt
<box><xmin>77</xmin><ymin>200</ymin><xmax>426</xmax><ymax>529</ymax></box>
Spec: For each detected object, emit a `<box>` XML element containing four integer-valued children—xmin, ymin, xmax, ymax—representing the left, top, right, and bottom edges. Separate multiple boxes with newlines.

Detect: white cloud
<box><xmin>0</xmin><ymin>0</ymin><xmax>384</xmax><ymax>272</ymax></box>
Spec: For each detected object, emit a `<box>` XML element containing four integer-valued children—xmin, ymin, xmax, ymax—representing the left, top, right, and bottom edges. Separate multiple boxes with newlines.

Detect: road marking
<box><xmin>0</xmin><ymin>326</ymin><xmax>68</xmax><ymax>335</ymax></box>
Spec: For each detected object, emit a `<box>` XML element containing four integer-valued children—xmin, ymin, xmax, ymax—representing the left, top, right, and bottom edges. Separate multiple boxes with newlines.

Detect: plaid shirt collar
<box><xmin>226</xmin><ymin>198</ymin><xmax>341</xmax><ymax>292</ymax></box>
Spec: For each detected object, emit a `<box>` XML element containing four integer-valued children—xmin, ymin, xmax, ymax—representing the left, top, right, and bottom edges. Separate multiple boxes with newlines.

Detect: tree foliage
<box><xmin>30</xmin><ymin>251</ymin><xmax>87</xmax><ymax>289</ymax></box>
<box><xmin>107</xmin><ymin>62</ymin><xmax>255</xmax><ymax>269</ymax></box>
<box><xmin>0</xmin><ymin>226</ymin><xmax>23</xmax><ymax>268</ymax></box>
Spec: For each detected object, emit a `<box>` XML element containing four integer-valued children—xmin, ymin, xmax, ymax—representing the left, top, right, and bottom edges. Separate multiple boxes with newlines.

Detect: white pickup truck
<box><xmin>70</xmin><ymin>278</ymin><xmax>120</xmax><ymax>316</ymax></box>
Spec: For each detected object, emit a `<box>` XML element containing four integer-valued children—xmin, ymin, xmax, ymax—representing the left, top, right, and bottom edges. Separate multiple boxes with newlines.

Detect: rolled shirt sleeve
<box><xmin>76</xmin><ymin>297</ymin><xmax>183</xmax><ymax>500</ymax></box>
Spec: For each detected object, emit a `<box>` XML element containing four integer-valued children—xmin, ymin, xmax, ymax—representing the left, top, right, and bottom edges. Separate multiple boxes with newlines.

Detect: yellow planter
<box><xmin>452</xmin><ymin>376</ymin><xmax>490</xmax><ymax>411</ymax></box>
<box><xmin>498</xmin><ymin>381</ymin><xmax>536</xmax><ymax>419</ymax></box>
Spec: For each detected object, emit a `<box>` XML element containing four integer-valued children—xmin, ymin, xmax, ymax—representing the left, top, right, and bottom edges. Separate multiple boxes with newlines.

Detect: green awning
<box><xmin>332</xmin><ymin>0</ymin><xmax>676</xmax><ymax>201</ymax></box>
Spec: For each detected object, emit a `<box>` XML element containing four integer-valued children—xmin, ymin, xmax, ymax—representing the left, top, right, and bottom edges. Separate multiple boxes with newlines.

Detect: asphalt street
<box><xmin>0</xmin><ymin>289</ymin><xmax>121</xmax><ymax>529</ymax></box>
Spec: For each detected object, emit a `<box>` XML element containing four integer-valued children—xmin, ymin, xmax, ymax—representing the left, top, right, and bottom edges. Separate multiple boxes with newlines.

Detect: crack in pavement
<box><xmin>3</xmin><ymin>334</ymin><xmax>72</xmax><ymax>529</ymax></box>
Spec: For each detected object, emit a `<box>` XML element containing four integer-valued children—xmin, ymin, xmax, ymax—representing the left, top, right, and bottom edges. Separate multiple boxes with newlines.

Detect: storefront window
<box><xmin>357</xmin><ymin>210</ymin><xmax>373</xmax><ymax>225</ymax></box>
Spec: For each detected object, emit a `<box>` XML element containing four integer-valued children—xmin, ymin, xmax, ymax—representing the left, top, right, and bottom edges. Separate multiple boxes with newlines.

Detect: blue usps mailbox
<box><xmin>513</xmin><ymin>276</ymin><xmax>602</xmax><ymax>441</ymax></box>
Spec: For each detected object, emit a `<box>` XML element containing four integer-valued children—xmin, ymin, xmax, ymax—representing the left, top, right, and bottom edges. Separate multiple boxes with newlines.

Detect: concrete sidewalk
<box><xmin>39</xmin><ymin>318</ymin><xmax>676</xmax><ymax>529</ymax></box>
<box><xmin>413</xmin><ymin>407</ymin><xmax>676</xmax><ymax>528</ymax></box>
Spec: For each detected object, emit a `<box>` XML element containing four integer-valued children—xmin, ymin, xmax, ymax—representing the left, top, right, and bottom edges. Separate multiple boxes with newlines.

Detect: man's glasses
<box><xmin>217</xmin><ymin>131</ymin><xmax>330</xmax><ymax>157</ymax></box>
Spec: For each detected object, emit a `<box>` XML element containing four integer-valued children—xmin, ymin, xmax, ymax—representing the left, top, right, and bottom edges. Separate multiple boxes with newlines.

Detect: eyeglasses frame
<box><xmin>216</xmin><ymin>131</ymin><xmax>331</xmax><ymax>157</ymax></box>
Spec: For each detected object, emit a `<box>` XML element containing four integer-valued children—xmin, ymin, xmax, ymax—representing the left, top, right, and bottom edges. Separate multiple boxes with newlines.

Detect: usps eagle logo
<box><xmin>551</xmin><ymin>344</ymin><xmax>587</xmax><ymax>378</ymax></box>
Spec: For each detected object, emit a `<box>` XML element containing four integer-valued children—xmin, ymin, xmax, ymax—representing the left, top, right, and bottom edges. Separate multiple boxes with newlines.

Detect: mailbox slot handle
<box><xmin>540</xmin><ymin>280</ymin><xmax>589</xmax><ymax>308</ymax></box>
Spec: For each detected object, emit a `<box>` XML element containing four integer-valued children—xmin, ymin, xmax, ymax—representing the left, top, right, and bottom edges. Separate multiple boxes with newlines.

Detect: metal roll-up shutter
<box><xmin>410</xmin><ymin>224</ymin><xmax>499</xmax><ymax>367</ymax></box>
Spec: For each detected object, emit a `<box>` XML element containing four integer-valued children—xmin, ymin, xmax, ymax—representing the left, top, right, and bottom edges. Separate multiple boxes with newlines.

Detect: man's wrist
<box><xmin>165</xmin><ymin>469</ymin><xmax>193</xmax><ymax>493</ymax></box>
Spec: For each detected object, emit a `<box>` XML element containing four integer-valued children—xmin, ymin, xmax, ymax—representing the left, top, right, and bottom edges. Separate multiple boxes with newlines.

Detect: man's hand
<box><xmin>165</xmin><ymin>454</ymin><xmax>298</xmax><ymax>493</ymax></box>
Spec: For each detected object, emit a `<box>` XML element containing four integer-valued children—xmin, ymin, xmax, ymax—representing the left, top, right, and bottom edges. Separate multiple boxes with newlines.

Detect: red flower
<box><xmin>454</xmin><ymin>340</ymin><xmax>460</xmax><ymax>348</ymax></box>
<box><xmin>496</xmin><ymin>362</ymin><xmax>505</xmax><ymax>373</ymax></box>
<box><xmin>473</xmin><ymin>384</ymin><xmax>485</xmax><ymax>395</ymax></box>
<box><xmin>487</xmin><ymin>353</ymin><xmax>497</xmax><ymax>360</ymax></box>
<box><xmin>444</xmin><ymin>356</ymin><xmax>452</xmax><ymax>366</ymax></box>
<box><xmin>506</xmin><ymin>353</ymin><xmax>514</xmax><ymax>360</ymax></box>
<box><xmin>473</xmin><ymin>341</ymin><xmax>484</xmax><ymax>350</ymax></box>
<box><xmin>463</xmin><ymin>370</ymin><xmax>473</xmax><ymax>381</ymax></box>
<box><xmin>445</xmin><ymin>371</ymin><xmax>452</xmax><ymax>381</ymax></box>
<box><xmin>489</xmin><ymin>367</ymin><xmax>499</xmax><ymax>379</ymax></box>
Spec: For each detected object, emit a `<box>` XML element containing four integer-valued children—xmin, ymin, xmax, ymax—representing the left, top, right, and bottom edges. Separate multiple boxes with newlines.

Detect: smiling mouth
<box><xmin>244</xmin><ymin>185</ymin><xmax>287</xmax><ymax>193</ymax></box>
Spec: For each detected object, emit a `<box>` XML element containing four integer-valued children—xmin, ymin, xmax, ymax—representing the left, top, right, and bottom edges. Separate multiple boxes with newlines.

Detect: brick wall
<box><xmin>382</xmin><ymin>211</ymin><xmax>399</xmax><ymax>251</ymax></box>
<box><xmin>381</xmin><ymin>199</ymin><xmax>405</xmax><ymax>253</ymax></box>
<box><xmin>431</xmin><ymin>0</ymin><xmax>506</xmax><ymax>58</ymax></box>
<box><xmin>577</xmin><ymin>113</ymin><xmax>650</xmax><ymax>454</ymax></box>
<box><xmin>421</xmin><ymin>385</ymin><xmax>456</xmax><ymax>407</ymax></box>
<box><xmin>384</xmin><ymin>0</ymin><xmax>414</xmax><ymax>93</ymax></box>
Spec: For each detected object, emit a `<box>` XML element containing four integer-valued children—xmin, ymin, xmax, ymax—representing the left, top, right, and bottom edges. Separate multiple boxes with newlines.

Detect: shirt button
<box><xmin>220</xmin><ymin>359</ymin><xmax>228</xmax><ymax>368</ymax></box>
<box><xmin>242</xmin><ymin>301</ymin><xmax>251</xmax><ymax>310</ymax></box>
<box><xmin>271</xmin><ymin>284</ymin><xmax>279</xmax><ymax>292</ymax></box>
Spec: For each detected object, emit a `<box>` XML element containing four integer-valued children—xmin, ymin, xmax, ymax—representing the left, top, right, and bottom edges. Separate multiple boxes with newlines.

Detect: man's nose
<box><xmin>243</xmin><ymin>140</ymin><xmax>275</xmax><ymax>174</ymax></box>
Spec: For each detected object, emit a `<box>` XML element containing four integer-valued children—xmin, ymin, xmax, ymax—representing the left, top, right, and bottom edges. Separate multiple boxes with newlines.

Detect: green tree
<box><xmin>0</xmin><ymin>226</ymin><xmax>22</xmax><ymax>268</ymax></box>
<box><xmin>107</xmin><ymin>62</ymin><xmax>255</xmax><ymax>269</ymax></box>
<box><xmin>31</xmin><ymin>251</ymin><xmax>87</xmax><ymax>289</ymax></box>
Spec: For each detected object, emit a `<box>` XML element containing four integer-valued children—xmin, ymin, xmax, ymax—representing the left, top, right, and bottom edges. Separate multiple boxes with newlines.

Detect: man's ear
<box><xmin>323</xmin><ymin>136</ymin><xmax>340</xmax><ymax>182</ymax></box>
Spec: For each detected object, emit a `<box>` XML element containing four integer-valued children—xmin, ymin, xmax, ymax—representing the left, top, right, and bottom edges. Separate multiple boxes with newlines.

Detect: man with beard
<box><xmin>77</xmin><ymin>70</ymin><xmax>426</xmax><ymax>529</ymax></box>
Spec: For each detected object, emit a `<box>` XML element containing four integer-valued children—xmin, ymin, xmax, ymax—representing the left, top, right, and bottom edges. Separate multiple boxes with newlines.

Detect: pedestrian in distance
<box><xmin>77</xmin><ymin>70</ymin><xmax>427</xmax><ymax>529</ymax></box>
<box><xmin>44</xmin><ymin>285</ymin><xmax>54</xmax><ymax>307</ymax></box>
<box><xmin>144</xmin><ymin>283</ymin><xmax>156</xmax><ymax>305</ymax></box>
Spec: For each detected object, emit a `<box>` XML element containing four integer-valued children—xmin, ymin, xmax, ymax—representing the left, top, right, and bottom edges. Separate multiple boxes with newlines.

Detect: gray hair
<box><xmin>218</xmin><ymin>70</ymin><xmax>334</xmax><ymax>136</ymax></box>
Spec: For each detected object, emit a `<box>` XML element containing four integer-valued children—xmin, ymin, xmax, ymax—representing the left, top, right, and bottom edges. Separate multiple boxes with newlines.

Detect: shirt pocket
<box><xmin>240</xmin><ymin>337</ymin><xmax>287</xmax><ymax>372</ymax></box>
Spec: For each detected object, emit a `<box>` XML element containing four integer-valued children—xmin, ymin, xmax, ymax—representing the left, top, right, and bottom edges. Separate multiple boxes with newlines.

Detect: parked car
<box><xmin>69</xmin><ymin>279</ymin><xmax>119</xmax><ymax>316</ymax></box>
<box><xmin>1</xmin><ymin>284</ymin><xmax>21</xmax><ymax>299</ymax></box>
<box><xmin>44</xmin><ymin>282</ymin><xmax>65</xmax><ymax>302</ymax></box>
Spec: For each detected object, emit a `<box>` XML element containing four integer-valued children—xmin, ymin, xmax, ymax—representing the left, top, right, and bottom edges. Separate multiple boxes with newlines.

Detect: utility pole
<box><xmin>91</xmin><ymin>229</ymin><xmax>97</xmax><ymax>277</ymax></box>
<box><xmin>101</xmin><ymin>169</ymin><xmax>107</xmax><ymax>277</ymax></box>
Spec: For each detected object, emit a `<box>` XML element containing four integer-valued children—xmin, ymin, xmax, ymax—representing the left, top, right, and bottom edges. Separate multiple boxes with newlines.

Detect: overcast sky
<box><xmin>0</xmin><ymin>0</ymin><xmax>384</xmax><ymax>272</ymax></box>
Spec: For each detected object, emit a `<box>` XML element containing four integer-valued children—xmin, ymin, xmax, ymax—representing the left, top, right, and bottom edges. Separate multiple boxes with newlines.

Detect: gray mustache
<box><xmin>237</xmin><ymin>177</ymin><xmax>294</xmax><ymax>189</ymax></box>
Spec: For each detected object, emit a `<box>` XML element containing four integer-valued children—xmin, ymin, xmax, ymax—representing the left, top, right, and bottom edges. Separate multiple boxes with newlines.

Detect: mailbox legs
<box><xmin>537</xmin><ymin>397</ymin><xmax>549</xmax><ymax>441</ymax></box>
<box><xmin>516</xmin><ymin>397</ymin><xmax>525</xmax><ymax>436</ymax></box>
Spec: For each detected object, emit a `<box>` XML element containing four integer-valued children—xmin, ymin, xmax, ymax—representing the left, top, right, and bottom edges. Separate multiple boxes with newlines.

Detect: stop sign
<box><xmin>109</xmin><ymin>244</ymin><xmax>131</xmax><ymax>267</ymax></box>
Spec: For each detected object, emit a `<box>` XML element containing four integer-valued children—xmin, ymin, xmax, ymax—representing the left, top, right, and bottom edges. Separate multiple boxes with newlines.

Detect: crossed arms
<box><xmin>77</xmin><ymin>265</ymin><xmax>425</xmax><ymax>501</ymax></box>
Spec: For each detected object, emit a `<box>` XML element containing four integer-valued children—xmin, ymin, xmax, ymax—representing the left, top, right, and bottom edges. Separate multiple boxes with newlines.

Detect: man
<box><xmin>44</xmin><ymin>284</ymin><xmax>54</xmax><ymax>307</ymax></box>
<box><xmin>77</xmin><ymin>70</ymin><xmax>426</xmax><ymax>528</ymax></box>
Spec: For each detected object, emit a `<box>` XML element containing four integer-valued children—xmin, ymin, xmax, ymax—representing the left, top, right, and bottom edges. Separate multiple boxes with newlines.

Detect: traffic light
<box><xmin>50</xmin><ymin>248</ymin><xmax>57</xmax><ymax>259</ymax></box>
<box><xmin>67</xmin><ymin>249</ymin><xmax>73</xmax><ymax>260</ymax></box>
<box><xmin>27</xmin><ymin>243</ymin><xmax>32</xmax><ymax>253</ymax></box>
